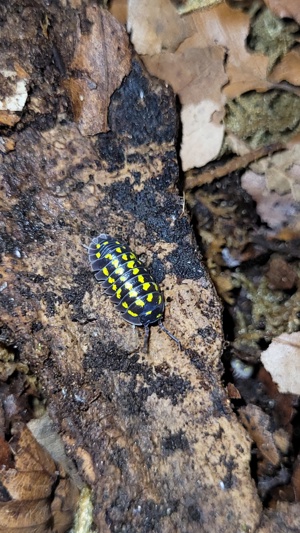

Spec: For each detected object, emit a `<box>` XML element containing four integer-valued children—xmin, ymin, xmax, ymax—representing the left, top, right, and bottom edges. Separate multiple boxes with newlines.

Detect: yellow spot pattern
<box><xmin>129</xmin><ymin>290</ymin><xmax>138</xmax><ymax>298</ymax></box>
<box><xmin>91</xmin><ymin>239</ymin><xmax>165</xmax><ymax>326</ymax></box>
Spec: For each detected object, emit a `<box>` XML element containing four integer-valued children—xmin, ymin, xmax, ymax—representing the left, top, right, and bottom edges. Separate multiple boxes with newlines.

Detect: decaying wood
<box><xmin>64</xmin><ymin>6</ymin><xmax>131</xmax><ymax>135</ymax></box>
<box><xmin>0</xmin><ymin>2</ymin><xmax>266</xmax><ymax>532</ymax></box>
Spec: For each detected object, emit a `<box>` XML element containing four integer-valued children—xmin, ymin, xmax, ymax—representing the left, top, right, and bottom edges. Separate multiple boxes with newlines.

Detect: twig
<box><xmin>184</xmin><ymin>142</ymin><xmax>286</xmax><ymax>190</ymax></box>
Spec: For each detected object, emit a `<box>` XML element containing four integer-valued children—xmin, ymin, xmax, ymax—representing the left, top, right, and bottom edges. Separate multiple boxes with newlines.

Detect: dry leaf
<box><xmin>127</xmin><ymin>0</ymin><xmax>190</xmax><ymax>54</ymax></box>
<box><xmin>0</xmin><ymin>425</ymin><xmax>78</xmax><ymax>533</ymax></box>
<box><xmin>130</xmin><ymin>1</ymin><xmax>270</xmax><ymax>98</ymax></box>
<box><xmin>28</xmin><ymin>413</ymin><xmax>83</xmax><ymax>488</ymax></box>
<box><xmin>51</xmin><ymin>465</ymin><xmax>80</xmax><ymax>533</ymax></box>
<box><xmin>171</xmin><ymin>0</ymin><xmax>223</xmax><ymax>15</ymax></box>
<box><xmin>145</xmin><ymin>41</ymin><xmax>226</xmax><ymax>107</ymax></box>
<box><xmin>133</xmin><ymin>3</ymin><xmax>227</xmax><ymax>170</ymax></box>
<box><xmin>250</xmin><ymin>143</ymin><xmax>300</xmax><ymax>201</ymax></box>
<box><xmin>109</xmin><ymin>0</ymin><xmax>128</xmax><ymax>24</ymax></box>
<box><xmin>180</xmin><ymin>100</ymin><xmax>225</xmax><ymax>170</ymax></box>
<box><xmin>266</xmin><ymin>256</ymin><xmax>298</xmax><ymax>290</ymax></box>
<box><xmin>227</xmin><ymin>382</ymin><xmax>241</xmax><ymax>399</ymax></box>
<box><xmin>241</xmin><ymin>170</ymin><xmax>300</xmax><ymax>234</ymax></box>
<box><xmin>64</xmin><ymin>6</ymin><xmax>131</xmax><ymax>135</ymax></box>
<box><xmin>261</xmin><ymin>332</ymin><xmax>300</xmax><ymax>395</ymax></box>
<box><xmin>191</xmin><ymin>3</ymin><xmax>270</xmax><ymax>98</ymax></box>
<box><xmin>144</xmin><ymin>41</ymin><xmax>226</xmax><ymax>169</ymax></box>
<box><xmin>0</xmin><ymin>436</ymin><xmax>13</xmax><ymax>467</ymax></box>
<box><xmin>0</xmin><ymin>426</ymin><xmax>56</xmax><ymax>532</ymax></box>
<box><xmin>129</xmin><ymin>1</ymin><xmax>274</xmax><ymax>170</ymax></box>
<box><xmin>239</xmin><ymin>404</ymin><xmax>281</xmax><ymax>470</ymax></box>
<box><xmin>270</xmin><ymin>46</ymin><xmax>300</xmax><ymax>86</ymax></box>
<box><xmin>257</xmin><ymin>365</ymin><xmax>296</xmax><ymax>430</ymax></box>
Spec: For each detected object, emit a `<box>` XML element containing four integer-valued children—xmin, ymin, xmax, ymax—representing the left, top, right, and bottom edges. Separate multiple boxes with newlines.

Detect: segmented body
<box><xmin>88</xmin><ymin>234</ymin><xmax>181</xmax><ymax>350</ymax></box>
<box><xmin>88</xmin><ymin>234</ymin><xmax>164</xmax><ymax>326</ymax></box>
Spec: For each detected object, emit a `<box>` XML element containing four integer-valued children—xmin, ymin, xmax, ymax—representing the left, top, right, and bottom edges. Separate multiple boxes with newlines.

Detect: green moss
<box><xmin>226</xmin><ymin>91</ymin><xmax>300</xmax><ymax>148</ymax></box>
<box><xmin>248</xmin><ymin>8</ymin><xmax>298</xmax><ymax>71</ymax></box>
<box><xmin>232</xmin><ymin>273</ymin><xmax>300</xmax><ymax>356</ymax></box>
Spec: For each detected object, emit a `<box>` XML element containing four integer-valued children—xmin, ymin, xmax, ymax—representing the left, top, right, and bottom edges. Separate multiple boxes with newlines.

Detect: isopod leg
<box><xmin>158</xmin><ymin>321</ymin><xmax>182</xmax><ymax>350</ymax></box>
<box><xmin>143</xmin><ymin>325</ymin><xmax>150</xmax><ymax>353</ymax></box>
